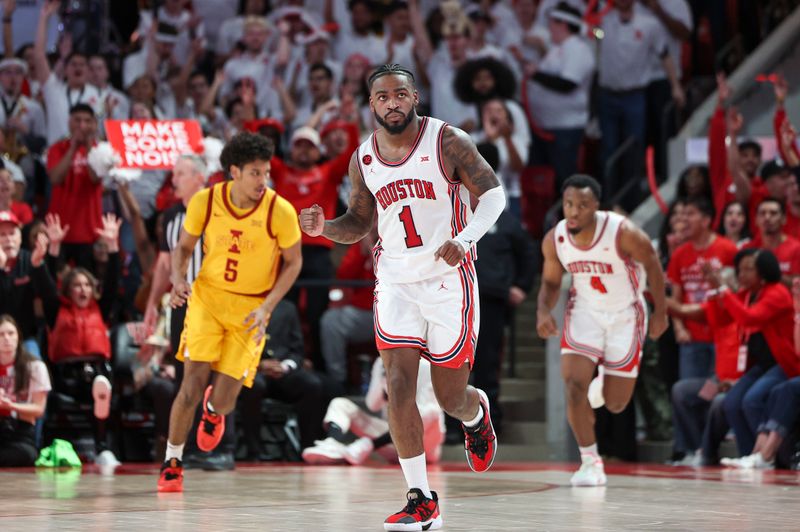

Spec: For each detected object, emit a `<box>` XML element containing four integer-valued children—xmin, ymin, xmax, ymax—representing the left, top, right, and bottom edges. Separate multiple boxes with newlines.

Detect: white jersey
<box><xmin>358</xmin><ymin>116</ymin><xmax>475</xmax><ymax>283</ymax></box>
<box><xmin>554</xmin><ymin>211</ymin><xmax>646</xmax><ymax>312</ymax></box>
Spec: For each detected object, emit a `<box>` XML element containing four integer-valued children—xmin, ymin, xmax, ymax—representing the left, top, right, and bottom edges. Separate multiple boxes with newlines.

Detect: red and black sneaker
<box><xmin>384</xmin><ymin>489</ymin><xmax>442</xmax><ymax>531</ymax></box>
<box><xmin>463</xmin><ymin>388</ymin><xmax>497</xmax><ymax>473</ymax></box>
<box><xmin>157</xmin><ymin>458</ymin><xmax>183</xmax><ymax>493</ymax></box>
<box><xmin>197</xmin><ymin>385</ymin><xmax>225</xmax><ymax>452</ymax></box>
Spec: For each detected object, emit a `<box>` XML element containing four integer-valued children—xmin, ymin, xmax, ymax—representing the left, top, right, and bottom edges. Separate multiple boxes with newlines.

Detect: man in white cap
<box><xmin>0</xmin><ymin>58</ymin><xmax>46</xmax><ymax>144</ymax></box>
<box><xmin>34</xmin><ymin>1</ymin><xmax>101</xmax><ymax>145</ymax></box>
<box><xmin>122</xmin><ymin>22</ymin><xmax>181</xmax><ymax>91</ymax></box>
<box><xmin>527</xmin><ymin>1</ymin><xmax>595</xmax><ymax>189</ymax></box>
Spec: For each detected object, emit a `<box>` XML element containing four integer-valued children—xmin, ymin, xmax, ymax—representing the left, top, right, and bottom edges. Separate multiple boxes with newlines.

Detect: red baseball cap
<box><xmin>0</xmin><ymin>210</ymin><xmax>21</xmax><ymax>227</ymax></box>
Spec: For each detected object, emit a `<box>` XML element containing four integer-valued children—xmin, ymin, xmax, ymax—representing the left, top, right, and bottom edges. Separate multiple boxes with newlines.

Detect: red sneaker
<box><xmin>463</xmin><ymin>388</ymin><xmax>497</xmax><ymax>473</ymax></box>
<box><xmin>384</xmin><ymin>489</ymin><xmax>442</xmax><ymax>531</ymax></box>
<box><xmin>197</xmin><ymin>386</ymin><xmax>225</xmax><ymax>452</ymax></box>
<box><xmin>157</xmin><ymin>458</ymin><xmax>183</xmax><ymax>493</ymax></box>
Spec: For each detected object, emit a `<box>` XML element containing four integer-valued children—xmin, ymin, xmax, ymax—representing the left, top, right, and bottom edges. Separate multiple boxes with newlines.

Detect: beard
<box><xmin>567</xmin><ymin>226</ymin><xmax>582</xmax><ymax>235</ymax></box>
<box><xmin>375</xmin><ymin>108</ymin><xmax>415</xmax><ymax>135</ymax></box>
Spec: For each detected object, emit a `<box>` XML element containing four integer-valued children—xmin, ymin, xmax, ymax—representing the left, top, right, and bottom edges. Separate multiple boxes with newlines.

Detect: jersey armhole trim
<box><xmin>266</xmin><ymin>192</ymin><xmax>278</xmax><ymax>239</ymax></box>
<box><xmin>200</xmin><ymin>186</ymin><xmax>215</xmax><ymax>235</ymax></box>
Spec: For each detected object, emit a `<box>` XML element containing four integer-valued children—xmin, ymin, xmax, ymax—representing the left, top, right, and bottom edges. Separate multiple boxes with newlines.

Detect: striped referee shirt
<box><xmin>160</xmin><ymin>203</ymin><xmax>203</xmax><ymax>284</ymax></box>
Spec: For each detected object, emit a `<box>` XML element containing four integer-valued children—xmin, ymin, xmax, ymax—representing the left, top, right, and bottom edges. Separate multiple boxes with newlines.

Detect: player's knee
<box><xmin>564</xmin><ymin>377</ymin><xmax>589</xmax><ymax>404</ymax></box>
<box><xmin>437</xmin><ymin>394</ymin><xmax>467</xmax><ymax>417</ymax></box>
<box><xmin>604</xmin><ymin>399</ymin><xmax>627</xmax><ymax>414</ymax></box>
<box><xmin>385</xmin><ymin>371</ymin><xmax>415</xmax><ymax>406</ymax></box>
<box><xmin>177</xmin><ymin>379</ymin><xmax>206</xmax><ymax>408</ymax></box>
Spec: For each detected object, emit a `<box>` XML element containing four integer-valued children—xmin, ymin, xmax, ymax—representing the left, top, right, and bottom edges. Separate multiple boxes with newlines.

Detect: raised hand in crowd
<box><xmin>29</xmin><ymin>232</ymin><xmax>48</xmax><ymax>268</ymax></box>
<box><xmin>716</xmin><ymin>72</ymin><xmax>731</xmax><ymax>105</ymax></box>
<box><xmin>44</xmin><ymin>212</ymin><xmax>69</xmax><ymax>257</ymax></box>
<box><xmin>94</xmin><ymin>213</ymin><xmax>121</xmax><ymax>254</ymax></box>
<box><xmin>773</xmin><ymin>73</ymin><xmax>788</xmax><ymax>105</ymax></box>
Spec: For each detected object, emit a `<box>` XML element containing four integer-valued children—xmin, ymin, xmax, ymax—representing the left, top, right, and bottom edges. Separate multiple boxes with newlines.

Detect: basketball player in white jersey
<box><xmin>536</xmin><ymin>175</ymin><xmax>668</xmax><ymax>486</ymax></box>
<box><xmin>299</xmin><ymin>64</ymin><xmax>506</xmax><ymax>531</ymax></box>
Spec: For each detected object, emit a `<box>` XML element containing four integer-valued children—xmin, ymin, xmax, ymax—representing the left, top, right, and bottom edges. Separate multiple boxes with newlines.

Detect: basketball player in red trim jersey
<box><xmin>300</xmin><ymin>64</ymin><xmax>506</xmax><ymax>531</ymax></box>
<box><xmin>537</xmin><ymin>175</ymin><xmax>668</xmax><ymax>486</ymax></box>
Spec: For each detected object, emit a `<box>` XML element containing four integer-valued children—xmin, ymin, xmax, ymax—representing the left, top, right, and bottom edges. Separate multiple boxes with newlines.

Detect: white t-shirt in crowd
<box><xmin>137</xmin><ymin>8</ymin><xmax>206</xmax><ymax>64</ymax></box>
<box><xmin>221</xmin><ymin>51</ymin><xmax>275</xmax><ymax>98</ymax></box>
<box><xmin>333</xmin><ymin>30</ymin><xmax>386</xmax><ymax>65</ymax></box>
<box><xmin>598</xmin><ymin>9</ymin><xmax>668</xmax><ymax>91</ymax></box>
<box><xmin>472</xmin><ymin>100</ymin><xmax>530</xmax><ymax>200</ymax></box>
<box><xmin>190</xmin><ymin>0</ymin><xmax>237</xmax><ymax>45</ymax></box>
<box><xmin>0</xmin><ymin>93</ymin><xmax>46</xmax><ymax>139</ymax></box>
<box><xmin>0</xmin><ymin>359</ymin><xmax>51</xmax><ymax>425</ymax></box>
<box><xmin>528</xmin><ymin>34</ymin><xmax>595</xmax><ymax>129</ymax></box>
<box><xmin>640</xmin><ymin>0</ymin><xmax>693</xmax><ymax>82</ymax></box>
<box><xmin>426</xmin><ymin>48</ymin><xmax>477</xmax><ymax>128</ymax></box>
<box><xmin>284</xmin><ymin>53</ymin><xmax>341</xmax><ymax>110</ymax></box>
<box><xmin>42</xmin><ymin>74</ymin><xmax>101</xmax><ymax>144</ymax></box>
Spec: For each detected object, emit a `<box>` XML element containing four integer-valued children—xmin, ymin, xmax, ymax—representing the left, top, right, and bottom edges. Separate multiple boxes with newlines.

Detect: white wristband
<box><xmin>453</xmin><ymin>186</ymin><xmax>506</xmax><ymax>253</ymax></box>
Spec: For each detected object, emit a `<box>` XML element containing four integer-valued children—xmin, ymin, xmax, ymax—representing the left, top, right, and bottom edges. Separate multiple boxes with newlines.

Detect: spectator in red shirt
<box><xmin>708</xmin><ymin>74</ymin><xmax>763</xmax><ymax>228</ymax></box>
<box><xmin>46</xmin><ymin>104</ymin><xmax>102</xmax><ymax>270</ymax></box>
<box><xmin>667</xmin><ymin>196</ymin><xmax>738</xmax><ymax>380</ymax></box>
<box><xmin>319</xmin><ymin>230</ymin><xmax>377</xmax><ymax>389</ymax></box>
<box><xmin>704</xmin><ymin>250</ymin><xmax>800</xmax><ymax>457</ymax></box>
<box><xmin>0</xmin><ymin>169</ymin><xmax>32</xmax><ymax>226</ymax></box>
<box><xmin>272</xmin><ymin>120</ymin><xmax>359</xmax><ymax>362</ymax></box>
<box><xmin>744</xmin><ymin>197</ymin><xmax>800</xmax><ymax>285</ymax></box>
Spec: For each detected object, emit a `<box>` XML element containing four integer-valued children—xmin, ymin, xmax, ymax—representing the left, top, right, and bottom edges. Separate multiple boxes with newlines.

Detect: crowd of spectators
<box><xmin>0</xmin><ymin>0</ymin><xmax>798</xmax><ymax>470</ymax></box>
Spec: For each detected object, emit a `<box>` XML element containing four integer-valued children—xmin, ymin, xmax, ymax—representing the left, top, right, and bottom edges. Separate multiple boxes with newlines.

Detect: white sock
<box><xmin>463</xmin><ymin>405</ymin><xmax>484</xmax><ymax>429</ymax></box>
<box><xmin>579</xmin><ymin>443</ymin><xmax>600</xmax><ymax>464</ymax></box>
<box><xmin>165</xmin><ymin>442</ymin><xmax>184</xmax><ymax>461</ymax></box>
<box><xmin>399</xmin><ymin>453</ymin><xmax>432</xmax><ymax>499</ymax></box>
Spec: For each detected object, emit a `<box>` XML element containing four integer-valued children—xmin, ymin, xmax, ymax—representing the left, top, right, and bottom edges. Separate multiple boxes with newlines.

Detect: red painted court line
<box><xmin>4</xmin><ymin>461</ymin><xmax>798</xmax><ymax>486</ymax></box>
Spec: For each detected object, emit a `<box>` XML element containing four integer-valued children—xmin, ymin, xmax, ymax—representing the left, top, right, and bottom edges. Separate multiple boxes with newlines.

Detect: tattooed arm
<box><xmin>434</xmin><ymin>126</ymin><xmax>507</xmax><ymax>265</ymax></box>
<box><xmin>299</xmin><ymin>151</ymin><xmax>376</xmax><ymax>244</ymax></box>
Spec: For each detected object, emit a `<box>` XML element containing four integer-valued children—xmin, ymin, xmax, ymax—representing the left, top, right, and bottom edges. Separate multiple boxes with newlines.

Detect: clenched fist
<box><xmin>434</xmin><ymin>240</ymin><xmax>466</xmax><ymax>267</ymax></box>
<box><xmin>299</xmin><ymin>204</ymin><xmax>325</xmax><ymax>237</ymax></box>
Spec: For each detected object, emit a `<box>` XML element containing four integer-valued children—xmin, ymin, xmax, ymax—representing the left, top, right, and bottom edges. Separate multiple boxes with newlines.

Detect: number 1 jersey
<box><xmin>554</xmin><ymin>211</ymin><xmax>646</xmax><ymax>312</ymax></box>
<box><xmin>359</xmin><ymin>116</ymin><xmax>476</xmax><ymax>283</ymax></box>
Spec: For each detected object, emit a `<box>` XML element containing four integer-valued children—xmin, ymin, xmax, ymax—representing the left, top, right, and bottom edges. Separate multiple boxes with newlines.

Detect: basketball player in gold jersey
<box><xmin>158</xmin><ymin>133</ymin><xmax>302</xmax><ymax>492</ymax></box>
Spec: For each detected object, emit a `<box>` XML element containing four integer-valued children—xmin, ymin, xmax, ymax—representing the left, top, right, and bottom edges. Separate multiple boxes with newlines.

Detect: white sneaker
<box><xmin>670</xmin><ymin>451</ymin><xmax>702</xmax><ymax>467</ymax></box>
<box><xmin>570</xmin><ymin>459</ymin><xmax>607</xmax><ymax>487</ymax></box>
<box><xmin>95</xmin><ymin>449</ymin><xmax>121</xmax><ymax>467</ymax></box>
<box><xmin>343</xmin><ymin>437</ymin><xmax>374</xmax><ymax>465</ymax></box>
<box><xmin>302</xmin><ymin>437</ymin><xmax>347</xmax><ymax>465</ymax></box>
<box><xmin>588</xmin><ymin>371</ymin><xmax>605</xmax><ymax>409</ymax></box>
<box><xmin>721</xmin><ymin>455</ymin><xmax>753</xmax><ymax>468</ymax></box>
<box><xmin>729</xmin><ymin>452</ymin><xmax>774</xmax><ymax>470</ymax></box>
<box><xmin>92</xmin><ymin>375</ymin><xmax>112</xmax><ymax>420</ymax></box>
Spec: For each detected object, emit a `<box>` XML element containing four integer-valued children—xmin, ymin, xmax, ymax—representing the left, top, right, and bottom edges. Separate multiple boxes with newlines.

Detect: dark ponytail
<box><xmin>0</xmin><ymin>315</ymin><xmax>36</xmax><ymax>395</ymax></box>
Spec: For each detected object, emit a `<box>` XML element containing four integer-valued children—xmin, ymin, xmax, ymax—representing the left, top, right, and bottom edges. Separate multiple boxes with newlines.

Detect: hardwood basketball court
<box><xmin>1</xmin><ymin>462</ymin><xmax>797</xmax><ymax>530</ymax></box>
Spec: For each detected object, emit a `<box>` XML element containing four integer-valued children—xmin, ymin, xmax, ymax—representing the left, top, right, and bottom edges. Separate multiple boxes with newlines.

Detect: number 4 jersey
<box><xmin>554</xmin><ymin>211</ymin><xmax>646</xmax><ymax>312</ymax></box>
<box><xmin>359</xmin><ymin>116</ymin><xmax>476</xmax><ymax>283</ymax></box>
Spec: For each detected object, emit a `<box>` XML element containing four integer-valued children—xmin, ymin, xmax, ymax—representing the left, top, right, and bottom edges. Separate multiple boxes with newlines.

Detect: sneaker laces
<box><xmin>399</xmin><ymin>492</ymin><xmax>433</xmax><ymax>519</ymax></box>
<box><xmin>201</xmin><ymin>414</ymin><xmax>219</xmax><ymax>436</ymax></box>
<box><xmin>161</xmin><ymin>459</ymin><xmax>182</xmax><ymax>480</ymax></box>
<box><xmin>465</xmin><ymin>421</ymin><xmax>494</xmax><ymax>460</ymax></box>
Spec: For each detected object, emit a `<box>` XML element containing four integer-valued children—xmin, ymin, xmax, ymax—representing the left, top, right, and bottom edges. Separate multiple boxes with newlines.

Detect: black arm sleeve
<box><xmin>98</xmin><ymin>252</ymin><xmax>120</xmax><ymax>321</ymax></box>
<box><xmin>264</xmin><ymin>300</ymin><xmax>305</xmax><ymax>369</ymax></box>
<box><xmin>31</xmin><ymin>262</ymin><xmax>61</xmax><ymax>329</ymax></box>
<box><xmin>531</xmin><ymin>72</ymin><xmax>578</xmax><ymax>93</ymax></box>
<box><xmin>510</xmin><ymin>223</ymin><xmax>537</xmax><ymax>293</ymax></box>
